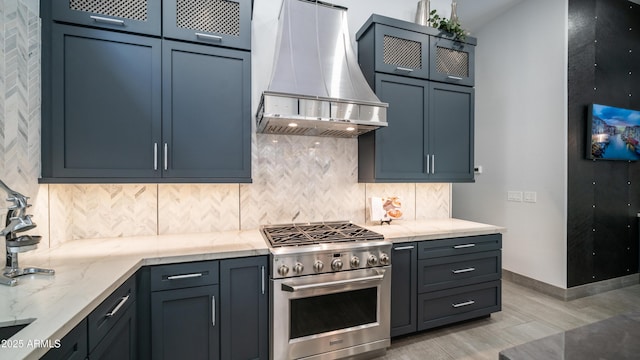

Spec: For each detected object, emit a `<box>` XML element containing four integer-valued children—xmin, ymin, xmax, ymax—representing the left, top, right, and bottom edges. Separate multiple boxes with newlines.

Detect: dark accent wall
<box><xmin>568</xmin><ymin>0</ymin><xmax>640</xmax><ymax>287</ymax></box>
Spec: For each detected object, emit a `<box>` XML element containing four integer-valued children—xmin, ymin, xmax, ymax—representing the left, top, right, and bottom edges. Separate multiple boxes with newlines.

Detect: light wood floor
<box><xmin>377</xmin><ymin>280</ymin><xmax>640</xmax><ymax>360</ymax></box>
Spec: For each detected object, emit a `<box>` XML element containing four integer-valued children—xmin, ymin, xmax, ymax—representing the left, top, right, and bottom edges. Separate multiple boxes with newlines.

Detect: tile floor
<box><xmin>377</xmin><ymin>280</ymin><xmax>640</xmax><ymax>359</ymax></box>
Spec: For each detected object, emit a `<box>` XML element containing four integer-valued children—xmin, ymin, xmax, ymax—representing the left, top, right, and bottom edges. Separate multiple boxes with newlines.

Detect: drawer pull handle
<box><xmin>167</xmin><ymin>273</ymin><xmax>203</xmax><ymax>280</ymax></box>
<box><xmin>452</xmin><ymin>300</ymin><xmax>475</xmax><ymax>308</ymax></box>
<box><xmin>453</xmin><ymin>244</ymin><xmax>475</xmax><ymax>249</ymax></box>
<box><xmin>106</xmin><ymin>294</ymin><xmax>130</xmax><ymax>317</ymax></box>
<box><xmin>395</xmin><ymin>67</ymin><xmax>414</xmax><ymax>73</ymax></box>
<box><xmin>90</xmin><ymin>16</ymin><xmax>125</xmax><ymax>26</ymax></box>
<box><xmin>452</xmin><ymin>267</ymin><xmax>476</xmax><ymax>274</ymax></box>
<box><xmin>196</xmin><ymin>33</ymin><xmax>223</xmax><ymax>42</ymax></box>
<box><xmin>394</xmin><ymin>246</ymin><xmax>415</xmax><ymax>251</ymax></box>
<box><xmin>447</xmin><ymin>75</ymin><xmax>463</xmax><ymax>80</ymax></box>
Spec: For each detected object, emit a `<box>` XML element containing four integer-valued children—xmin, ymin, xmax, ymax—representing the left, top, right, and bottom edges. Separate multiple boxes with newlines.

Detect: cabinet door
<box><xmin>371</xmin><ymin>74</ymin><xmax>429</xmax><ymax>181</ymax></box>
<box><xmin>50</xmin><ymin>24</ymin><xmax>162</xmax><ymax>179</ymax></box>
<box><xmin>151</xmin><ymin>285</ymin><xmax>220</xmax><ymax>360</ymax></box>
<box><xmin>41</xmin><ymin>319</ymin><xmax>88</xmax><ymax>360</ymax></box>
<box><xmin>429</xmin><ymin>37</ymin><xmax>475</xmax><ymax>86</ymax></box>
<box><xmin>220</xmin><ymin>256</ymin><xmax>268</xmax><ymax>360</ymax></box>
<box><xmin>163</xmin><ymin>0</ymin><xmax>252</xmax><ymax>50</ymax></box>
<box><xmin>52</xmin><ymin>0</ymin><xmax>161</xmax><ymax>36</ymax></box>
<box><xmin>428</xmin><ymin>82</ymin><xmax>474</xmax><ymax>182</ymax></box>
<box><xmin>162</xmin><ymin>40</ymin><xmax>251</xmax><ymax>181</ymax></box>
<box><xmin>89</xmin><ymin>304</ymin><xmax>137</xmax><ymax>360</ymax></box>
<box><xmin>390</xmin><ymin>243</ymin><xmax>417</xmax><ymax>337</ymax></box>
<box><xmin>374</xmin><ymin>24</ymin><xmax>430</xmax><ymax>79</ymax></box>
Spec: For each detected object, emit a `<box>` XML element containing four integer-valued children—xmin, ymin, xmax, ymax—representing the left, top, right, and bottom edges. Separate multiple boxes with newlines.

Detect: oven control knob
<box><xmin>277</xmin><ymin>264</ymin><xmax>289</xmax><ymax>277</ymax></box>
<box><xmin>367</xmin><ymin>255</ymin><xmax>378</xmax><ymax>266</ymax></box>
<box><xmin>293</xmin><ymin>263</ymin><xmax>304</xmax><ymax>274</ymax></box>
<box><xmin>313</xmin><ymin>260</ymin><xmax>324</xmax><ymax>273</ymax></box>
<box><xmin>331</xmin><ymin>258</ymin><xmax>344</xmax><ymax>271</ymax></box>
<box><xmin>379</xmin><ymin>253</ymin><xmax>390</xmax><ymax>265</ymax></box>
<box><xmin>350</xmin><ymin>256</ymin><xmax>361</xmax><ymax>268</ymax></box>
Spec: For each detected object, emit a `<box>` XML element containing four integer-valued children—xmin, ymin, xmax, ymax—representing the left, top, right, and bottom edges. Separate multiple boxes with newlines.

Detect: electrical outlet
<box><xmin>507</xmin><ymin>191</ymin><xmax>523</xmax><ymax>202</ymax></box>
<box><xmin>524</xmin><ymin>191</ymin><xmax>537</xmax><ymax>203</ymax></box>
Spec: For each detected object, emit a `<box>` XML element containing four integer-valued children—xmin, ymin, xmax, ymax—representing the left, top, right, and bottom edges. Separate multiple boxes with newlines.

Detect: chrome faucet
<box><xmin>1</xmin><ymin>179</ymin><xmax>54</xmax><ymax>286</ymax></box>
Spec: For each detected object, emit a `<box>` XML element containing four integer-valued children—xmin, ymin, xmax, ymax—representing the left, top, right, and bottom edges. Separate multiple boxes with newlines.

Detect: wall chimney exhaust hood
<box><xmin>256</xmin><ymin>0</ymin><xmax>388</xmax><ymax>138</ymax></box>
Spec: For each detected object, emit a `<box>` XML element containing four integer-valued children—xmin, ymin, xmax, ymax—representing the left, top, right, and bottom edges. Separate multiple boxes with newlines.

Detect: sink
<box><xmin>0</xmin><ymin>319</ymin><xmax>34</xmax><ymax>341</ymax></box>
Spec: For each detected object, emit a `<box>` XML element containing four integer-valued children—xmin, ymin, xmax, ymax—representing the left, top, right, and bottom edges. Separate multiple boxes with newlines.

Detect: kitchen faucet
<box><xmin>0</xmin><ymin>179</ymin><xmax>54</xmax><ymax>286</ymax></box>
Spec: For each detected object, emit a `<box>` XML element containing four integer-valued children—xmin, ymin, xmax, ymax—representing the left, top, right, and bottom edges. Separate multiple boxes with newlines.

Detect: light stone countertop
<box><xmin>0</xmin><ymin>218</ymin><xmax>504</xmax><ymax>360</ymax></box>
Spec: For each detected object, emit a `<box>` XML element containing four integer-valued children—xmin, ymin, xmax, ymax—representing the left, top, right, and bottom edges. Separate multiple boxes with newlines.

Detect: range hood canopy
<box><xmin>256</xmin><ymin>0</ymin><xmax>388</xmax><ymax>138</ymax></box>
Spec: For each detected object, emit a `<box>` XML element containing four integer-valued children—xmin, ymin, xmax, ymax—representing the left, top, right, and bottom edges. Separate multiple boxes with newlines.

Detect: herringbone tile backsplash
<box><xmin>0</xmin><ymin>0</ymin><xmax>451</xmax><ymax>248</ymax></box>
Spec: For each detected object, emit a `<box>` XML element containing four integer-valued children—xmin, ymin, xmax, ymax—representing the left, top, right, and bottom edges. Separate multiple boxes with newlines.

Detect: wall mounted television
<box><xmin>587</xmin><ymin>103</ymin><xmax>640</xmax><ymax>161</ymax></box>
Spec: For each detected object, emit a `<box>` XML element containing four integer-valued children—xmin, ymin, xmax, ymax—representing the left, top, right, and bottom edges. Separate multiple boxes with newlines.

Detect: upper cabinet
<box><xmin>40</xmin><ymin>0</ymin><xmax>252</xmax><ymax>183</ymax></box>
<box><xmin>356</xmin><ymin>14</ymin><xmax>476</xmax><ymax>183</ymax></box>
<box><xmin>51</xmin><ymin>0</ymin><xmax>162</xmax><ymax>36</ymax></box>
<box><xmin>163</xmin><ymin>0</ymin><xmax>252</xmax><ymax>50</ymax></box>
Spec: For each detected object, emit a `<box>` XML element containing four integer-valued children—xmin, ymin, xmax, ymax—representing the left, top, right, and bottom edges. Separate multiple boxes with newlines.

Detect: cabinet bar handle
<box><xmin>432</xmin><ymin>154</ymin><xmax>435</xmax><ymax>174</ymax></box>
<box><xmin>453</xmin><ymin>243</ymin><xmax>475</xmax><ymax>249</ymax></box>
<box><xmin>425</xmin><ymin>155</ymin><xmax>430</xmax><ymax>174</ymax></box>
<box><xmin>90</xmin><ymin>15</ymin><xmax>125</xmax><ymax>26</ymax></box>
<box><xmin>196</xmin><ymin>33</ymin><xmax>223</xmax><ymax>42</ymax></box>
<box><xmin>452</xmin><ymin>300</ymin><xmax>475</xmax><ymax>308</ymax></box>
<box><xmin>153</xmin><ymin>143</ymin><xmax>158</xmax><ymax>170</ymax></box>
<box><xmin>395</xmin><ymin>67</ymin><xmax>414</xmax><ymax>73</ymax></box>
<box><xmin>212</xmin><ymin>295</ymin><xmax>216</xmax><ymax>326</ymax></box>
<box><xmin>394</xmin><ymin>246</ymin><xmax>415</xmax><ymax>251</ymax></box>
<box><xmin>106</xmin><ymin>294</ymin><xmax>130</xmax><ymax>318</ymax></box>
<box><xmin>163</xmin><ymin>143</ymin><xmax>168</xmax><ymax>171</ymax></box>
<box><xmin>452</xmin><ymin>267</ymin><xmax>476</xmax><ymax>274</ymax></box>
<box><xmin>447</xmin><ymin>75</ymin><xmax>464</xmax><ymax>80</ymax></box>
<box><xmin>261</xmin><ymin>266</ymin><xmax>265</xmax><ymax>295</ymax></box>
<box><xmin>167</xmin><ymin>273</ymin><xmax>203</xmax><ymax>280</ymax></box>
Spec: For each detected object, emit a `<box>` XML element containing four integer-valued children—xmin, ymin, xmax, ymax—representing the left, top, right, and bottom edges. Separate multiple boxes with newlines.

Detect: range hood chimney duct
<box><xmin>256</xmin><ymin>0</ymin><xmax>388</xmax><ymax>138</ymax></box>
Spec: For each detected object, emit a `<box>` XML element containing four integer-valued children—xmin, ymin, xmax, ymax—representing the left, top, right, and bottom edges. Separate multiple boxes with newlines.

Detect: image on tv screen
<box><xmin>589</xmin><ymin>104</ymin><xmax>640</xmax><ymax>161</ymax></box>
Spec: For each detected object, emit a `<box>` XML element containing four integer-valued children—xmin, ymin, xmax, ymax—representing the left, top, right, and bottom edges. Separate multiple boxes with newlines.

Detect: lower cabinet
<box><xmin>144</xmin><ymin>256</ymin><xmax>268</xmax><ymax>360</ymax></box>
<box><xmin>390</xmin><ymin>234</ymin><xmax>502</xmax><ymax>336</ymax></box>
<box><xmin>88</xmin><ymin>304</ymin><xmax>137</xmax><ymax>360</ymax></box>
<box><xmin>40</xmin><ymin>319</ymin><xmax>88</xmax><ymax>360</ymax></box>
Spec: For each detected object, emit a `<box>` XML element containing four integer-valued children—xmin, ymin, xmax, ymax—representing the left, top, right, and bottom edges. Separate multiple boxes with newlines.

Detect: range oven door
<box><xmin>271</xmin><ymin>267</ymin><xmax>391</xmax><ymax>360</ymax></box>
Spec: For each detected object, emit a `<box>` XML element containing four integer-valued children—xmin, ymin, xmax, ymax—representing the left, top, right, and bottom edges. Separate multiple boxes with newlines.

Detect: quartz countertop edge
<box><xmin>1</xmin><ymin>218</ymin><xmax>504</xmax><ymax>360</ymax></box>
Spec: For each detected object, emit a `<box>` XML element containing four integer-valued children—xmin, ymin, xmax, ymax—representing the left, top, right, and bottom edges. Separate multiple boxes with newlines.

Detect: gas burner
<box><xmin>261</xmin><ymin>221</ymin><xmax>383</xmax><ymax>248</ymax></box>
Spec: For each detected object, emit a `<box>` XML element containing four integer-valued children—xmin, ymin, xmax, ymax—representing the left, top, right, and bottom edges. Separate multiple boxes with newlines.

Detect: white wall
<box><xmin>453</xmin><ymin>0</ymin><xmax>568</xmax><ymax>288</ymax></box>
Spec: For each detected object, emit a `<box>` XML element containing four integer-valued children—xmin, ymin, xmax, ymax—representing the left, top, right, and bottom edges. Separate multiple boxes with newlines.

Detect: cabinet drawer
<box><xmin>150</xmin><ymin>261</ymin><xmax>219</xmax><ymax>291</ymax></box>
<box><xmin>373</xmin><ymin>24</ymin><xmax>430</xmax><ymax>79</ymax></box>
<box><xmin>429</xmin><ymin>37</ymin><xmax>475</xmax><ymax>86</ymax></box>
<box><xmin>418</xmin><ymin>234</ymin><xmax>501</xmax><ymax>259</ymax></box>
<box><xmin>417</xmin><ymin>280</ymin><xmax>501</xmax><ymax>331</ymax></box>
<box><xmin>88</xmin><ymin>276</ymin><xmax>136</xmax><ymax>351</ymax></box>
<box><xmin>163</xmin><ymin>0</ymin><xmax>252</xmax><ymax>50</ymax></box>
<box><xmin>418</xmin><ymin>250</ymin><xmax>501</xmax><ymax>293</ymax></box>
<box><xmin>51</xmin><ymin>0</ymin><xmax>161</xmax><ymax>36</ymax></box>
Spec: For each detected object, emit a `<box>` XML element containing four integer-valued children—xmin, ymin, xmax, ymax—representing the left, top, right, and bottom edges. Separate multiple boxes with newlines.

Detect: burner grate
<box><xmin>262</xmin><ymin>221</ymin><xmax>383</xmax><ymax>247</ymax></box>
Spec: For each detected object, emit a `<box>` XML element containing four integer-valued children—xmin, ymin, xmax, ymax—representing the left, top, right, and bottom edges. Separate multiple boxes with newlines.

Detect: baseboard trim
<box><xmin>502</xmin><ymin>269</ymin><xmax>640</xmax><ymax>301</ymax></box>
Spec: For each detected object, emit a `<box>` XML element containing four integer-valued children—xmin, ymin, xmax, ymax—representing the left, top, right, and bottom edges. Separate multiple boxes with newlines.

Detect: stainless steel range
<box><xmin>262</xmin><ymin>221</ymin><xmax>392</xmax><ymax>360</ymax></box>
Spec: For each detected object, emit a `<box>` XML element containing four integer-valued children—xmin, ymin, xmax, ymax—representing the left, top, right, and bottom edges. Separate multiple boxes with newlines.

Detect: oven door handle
<box><xmin>281</xmin><ymin>274</ymin><xmax>384</xmax><ymax>292</ymax></box>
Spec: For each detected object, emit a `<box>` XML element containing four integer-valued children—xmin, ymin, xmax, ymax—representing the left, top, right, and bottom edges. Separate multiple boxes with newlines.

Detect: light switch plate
<box><xmin>507</xmin><ymin>191</ymin><xmax>523</xmax><ymax>202</ymax></box>
<box><xmin>524</xmin><ymin>191</ymin><xmax>537</xmax><ymax>203</ymax></box>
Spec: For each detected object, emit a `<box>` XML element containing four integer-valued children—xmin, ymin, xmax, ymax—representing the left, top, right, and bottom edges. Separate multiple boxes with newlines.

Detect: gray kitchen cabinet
<box><xmin>163</xmin><ymin>0</ymin><xmax>252</xmax><ymax>50</ymax></box>
<box><xmin>389</xmin><ymin>235</ymin><xmax>502</xmax><ymax>337</ymax></box>
<box><xmin>429</xmin><ymin>37</ymin><xmax>475</xmax><ymax>87</ymax></box>
<box><xmin>149</xmin><ymin>261</ymin><xmax>220</xmax><ymax>360</ymax></box>
<box><xmin>358</xmin><ymin>74</ymin><xmax>474</xmax><ymax>182</ymax></box>
<box><xmin>220</xmin><ymin>256</ymin><xmax>269</xmax><ymax>360</ymax></box>
<box><xmin>40</xmin><ymin>1</ymin><xmax>252</xmax><ymax>183</ymax></box>
<box><xmin>51</xmin><ymin>0</ymin><xmax>161</xmax><ymax>36</ymax></box>
<box><xmin>356</xmin><ymin>15</ymin><xmax>475</xmax><ymax>183</ymax></box>
<box><xmin>40</xmin><ymin>319</ymin><xmax>88</xmax><ymax>360</ymax></box>
<box><xmin>390</xmin><ymin>243</ymin><xmax>417</xmax><ymax>337</ymax></box>
<box><xmin>416</xmin><ymin>235</ymin><xmax>502</xmax><ymax>331</ymax></box>
<box><xmin>45</xmin><ymin>23</ymin><xmax>162</xmax><ymax>180</ymax></box>
<box><xmin>162</xmin><ymin>40</ymin><xmax>251</xmax><ymax>180</ymax></box>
